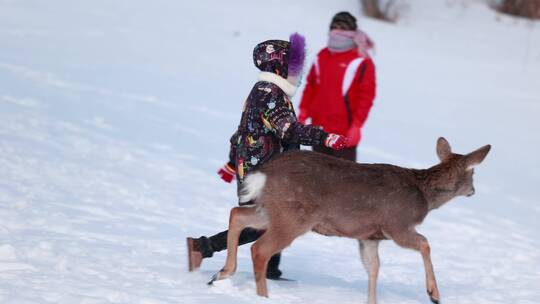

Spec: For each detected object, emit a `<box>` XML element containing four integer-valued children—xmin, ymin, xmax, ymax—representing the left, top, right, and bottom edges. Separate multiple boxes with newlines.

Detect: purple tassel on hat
<box><xmin>288</xmin><ymin>32</ymin><xmax>306</xmax><ymax>78</ymax></box>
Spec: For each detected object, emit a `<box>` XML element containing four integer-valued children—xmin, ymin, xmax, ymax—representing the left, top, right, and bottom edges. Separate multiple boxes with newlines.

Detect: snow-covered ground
<box><xmin>1</xmin><ymin>0</ymin><xmax>539</xmax><ymax>303</ymax></box>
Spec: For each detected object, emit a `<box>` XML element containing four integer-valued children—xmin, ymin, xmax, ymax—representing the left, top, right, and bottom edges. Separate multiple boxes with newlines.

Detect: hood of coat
<box><xmin>252</xmin><ymin>33</ymin><xmax>306</xmax><ymax>81</ymax></box>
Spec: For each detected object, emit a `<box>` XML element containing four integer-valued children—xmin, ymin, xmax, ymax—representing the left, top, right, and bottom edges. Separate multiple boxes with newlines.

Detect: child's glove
<box><xmin>217</xmin><ymin>163</ymin><xmax>236</xmax><ymax>183</ymax></box>
<box><xmin>324</xmin><ymin>133</ymin><xmax>348</xmax><ymax>150</ymax></box>
<box><xmin>345</xmin><ymin>125</ymin><xmax>361</xmax><ymax>147</ymax></box>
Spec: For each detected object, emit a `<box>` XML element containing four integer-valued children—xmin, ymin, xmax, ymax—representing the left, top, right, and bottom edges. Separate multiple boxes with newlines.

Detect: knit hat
<box><xmin>252</xmin><ymin>33</ymin><xmax>306</xmax><ymax>79</ymax></box>
<box><xmin>253</xmin><ymin>39</ymin><xmax>289</xmax><ymax>77</ymax></box>
<box><xmin>330</xmin><ymin>12</ymin><xmax>357</xmax><ymax>31</ymax></box>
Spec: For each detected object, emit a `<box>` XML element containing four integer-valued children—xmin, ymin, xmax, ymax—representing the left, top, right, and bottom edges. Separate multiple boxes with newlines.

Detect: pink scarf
<box><xmin>328</xmin><ymin>29</ymin><xmax>374</xmax><ymax>57</ymax></box>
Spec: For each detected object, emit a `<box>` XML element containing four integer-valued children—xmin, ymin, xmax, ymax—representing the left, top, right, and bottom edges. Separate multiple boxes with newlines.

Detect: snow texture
<box><xmin>0</xmin><ymin>0</ymin><xmax>539</xmax><ymax>303</ymax></box>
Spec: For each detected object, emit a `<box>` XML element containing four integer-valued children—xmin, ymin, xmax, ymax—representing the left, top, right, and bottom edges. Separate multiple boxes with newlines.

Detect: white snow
<box><xmin>0</xmin><ymin>0</ymin><xmax>539</xmax><ymax>303</ymax></box>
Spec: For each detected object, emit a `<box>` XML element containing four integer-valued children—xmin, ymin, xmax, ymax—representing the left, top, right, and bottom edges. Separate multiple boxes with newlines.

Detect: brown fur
<box><xmin>212</xmin><ymin>137</ymin><xmax>491</xmax><ymax>304</ymax></box>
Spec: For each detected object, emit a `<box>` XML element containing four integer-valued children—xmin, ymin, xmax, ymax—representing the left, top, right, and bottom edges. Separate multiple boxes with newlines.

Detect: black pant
<box><xmin>313</xmin><ymin>145</ymin><xmax>357</xmax><ymax>162</ymax></box>
<box><xmin>202</xmin><ymin>228</ymin><xmax>282</xmax><ymax>274</ymax></box>
<box><xmin>207</xmin><ymin>228</ymin><xmax>263</xmax><ymax>254</ymax></box>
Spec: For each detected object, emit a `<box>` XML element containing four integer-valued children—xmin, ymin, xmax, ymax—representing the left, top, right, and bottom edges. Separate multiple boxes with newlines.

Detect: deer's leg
<box><xmin>210</xmin><ymin>207</ymin><xmax>266</xmax><ymax>283</ymax></box>
<box><xmin>251</xmin><ymin>227</ymin><xmax>301</xmax><ymax>297</ymax></box>
<box><xmin>392</xmin><ymin>231</ymin><xmax>440</xmax><ymax>304</ymax></box>
<box><xmin>359</xmin><ymin>240</ymin><xmax>380</xmax><ymax>304</ymax></box>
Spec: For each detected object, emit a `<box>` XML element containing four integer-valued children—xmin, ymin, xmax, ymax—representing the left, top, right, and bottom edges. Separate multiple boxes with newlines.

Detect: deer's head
<box><xmin>435</xmin><ymin>137</ymin><xmax>491</xmax><ymax>198</ymax></box>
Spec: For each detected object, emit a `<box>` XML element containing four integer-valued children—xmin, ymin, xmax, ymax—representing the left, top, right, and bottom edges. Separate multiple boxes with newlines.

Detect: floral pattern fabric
<box><xmin>229</xmin><ymin>80</ymin><xmax>327</xmax><ymax>183</ymax></box>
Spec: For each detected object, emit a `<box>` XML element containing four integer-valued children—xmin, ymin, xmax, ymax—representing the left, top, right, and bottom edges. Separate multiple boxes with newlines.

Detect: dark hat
<box><xmin>252</xmin><ymin>33</ymin><xmax>306</xmax><ymax>79</ymax></box>
<box><xmin>253</xmin><ymin>40</ymin><xmax>290</xmax><ymax>77</ymax></box>
<box><xmin>330</xmin><ymin>12</ymin><xmax>357</xmax><ymax>31</ymax></box>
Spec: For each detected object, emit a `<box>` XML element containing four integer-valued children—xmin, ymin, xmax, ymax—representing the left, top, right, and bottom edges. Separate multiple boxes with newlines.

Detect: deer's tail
<box><xmin>239</xmin><ymin>172</ymin><xmax>267</xmax><ymax>204</ymax></box>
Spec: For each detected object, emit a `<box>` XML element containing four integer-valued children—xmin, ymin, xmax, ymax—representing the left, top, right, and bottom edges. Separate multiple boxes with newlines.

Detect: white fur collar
<box><xmin>258</xmin><ymin>72</ymin><xmax>297</xmax><ymax>97</ymax></box>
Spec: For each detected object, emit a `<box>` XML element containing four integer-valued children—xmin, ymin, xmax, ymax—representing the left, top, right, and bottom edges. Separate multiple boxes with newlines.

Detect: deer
<box><xmin>209</xmin><ymin>137</ymin><xmax>491</xmax><ymax>304</ymax></box>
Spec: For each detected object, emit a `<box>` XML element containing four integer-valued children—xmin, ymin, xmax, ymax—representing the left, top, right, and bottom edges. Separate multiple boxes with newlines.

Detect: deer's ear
<box><xmin>466</xmin><ymin>144</ymin><xmax>491</xmax><ymax>170</ymax></box>
<box><xmin>436</xmin><ymin>137</ymin><xmax>452</xmax><ymax>161</ymax></box>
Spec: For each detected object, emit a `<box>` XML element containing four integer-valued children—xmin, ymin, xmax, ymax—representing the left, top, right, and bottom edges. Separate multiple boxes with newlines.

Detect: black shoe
<box><xmin>266</xmin><ymin>268</ymin><xmax>283</xmax><ymax>280</ymax></box>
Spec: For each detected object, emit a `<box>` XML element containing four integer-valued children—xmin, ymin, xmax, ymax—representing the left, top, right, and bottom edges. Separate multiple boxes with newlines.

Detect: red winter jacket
<box><xmin>299</xmin><ymin>48</ymin><xmax>376</xmax><ymax>142</ymax></box>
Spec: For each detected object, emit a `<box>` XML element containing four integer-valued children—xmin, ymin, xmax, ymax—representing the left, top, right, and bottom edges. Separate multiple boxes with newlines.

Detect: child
<box><xmin>187</xmin><ymin>33</ymin><xmax>347</xmax><ymax>279</ymax></box>
<box><xmin>298</xmin><ymin>12</ymin><xmax>376</xmax><ymax>162</ymax></box>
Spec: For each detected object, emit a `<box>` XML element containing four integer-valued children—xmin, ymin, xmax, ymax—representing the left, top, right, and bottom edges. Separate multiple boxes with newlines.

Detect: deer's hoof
<box><xmin>207</xmin><ymin>269</ymin><xmax>233</xmax><ymax>285</ymax></box>
<box><xmin>427</xmin><ymin>289</ymin><xmax>440</xmax><ymax>304</ymax></box>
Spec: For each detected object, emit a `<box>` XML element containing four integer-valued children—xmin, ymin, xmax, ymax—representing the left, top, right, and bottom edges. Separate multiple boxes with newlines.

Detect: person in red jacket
<box><xmin>298</xmin><ymin>12</ymin><xmax>376</xmax><ymax>161</ymax></box>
